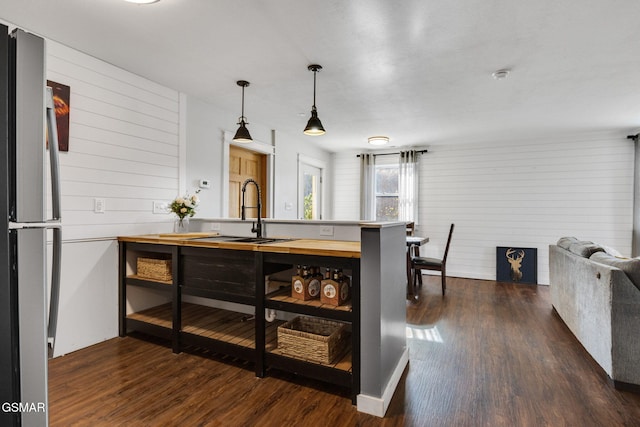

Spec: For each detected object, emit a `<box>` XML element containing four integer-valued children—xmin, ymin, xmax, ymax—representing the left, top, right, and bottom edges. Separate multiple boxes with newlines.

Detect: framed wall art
<box><xmin>496</xmin><ymin>246</ymin><xmax>537</xmax><ymax>284</ymax></box>
<box><xmin>46</xmin><ymin>80</ymin><xmax>70</xmax><ymax>152</ymax></box>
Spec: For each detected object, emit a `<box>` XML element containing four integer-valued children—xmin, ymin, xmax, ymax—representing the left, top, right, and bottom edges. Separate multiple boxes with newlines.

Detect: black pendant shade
<box><xmin>233</xmin><ymin>119</ymin><xmax>252</xmax><ymax>143</ymax></box>
<box><xmin>304</xmin><ymin>107</ymin><xmax>325</xmax><ymax>135</ymax></box>
<box><xmin>304</xmin><ymin>64</ymin><xmax>325</xmax><ymax>136</ymax></box>
<box><xmin>233</xmin><ymin>80</ymin><xmax>253</xmax><ymax>143</ymax></box>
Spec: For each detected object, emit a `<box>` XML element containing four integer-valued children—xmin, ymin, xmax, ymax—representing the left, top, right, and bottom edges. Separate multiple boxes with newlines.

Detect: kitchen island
<box><xmin>118</xmin><ymin>222</ymin><xmax>406</xmax><ymax>417</ymax></box>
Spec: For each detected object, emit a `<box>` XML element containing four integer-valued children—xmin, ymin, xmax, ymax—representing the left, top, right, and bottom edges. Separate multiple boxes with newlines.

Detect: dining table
<box><xmin>406</xmin><ymin>235</ymin><xmax>429</xmax><ymax>299</ymax></box>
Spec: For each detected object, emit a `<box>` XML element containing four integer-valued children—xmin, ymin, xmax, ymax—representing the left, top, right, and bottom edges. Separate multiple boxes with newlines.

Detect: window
<box><xmin>375</xmin><ymin>164</ymin><xmax>399</xmax><ymax>221</ymax></box>
<box><xmin>302</xmin><ymin>164</ymin><xmax>322</xmax><ymax>219</ymax></box>
<box><xmin>361</xmin><ymin>150</ymin><xmax>419</xmax><ymax>222</ymax></box>
<box><xmin>298</xmin><ymin>155</ymin><xmax>325</xmax><ymax>220</ymax></box>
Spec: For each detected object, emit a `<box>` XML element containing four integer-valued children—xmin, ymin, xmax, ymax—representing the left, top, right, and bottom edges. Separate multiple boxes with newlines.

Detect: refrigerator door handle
<box><xmin>46</xmin><ymin>86</ymin><xmax>62</xmax><ymax>357</ymax></box>
<box><xmin>47</xmin><ymin>226</ymin><xmax>61</xmax><ymax>357</ymax></box>
<box><xmin>46</xmin><ymin>86</ymin><xmax>61</xmax><ymax>220</ymax></box>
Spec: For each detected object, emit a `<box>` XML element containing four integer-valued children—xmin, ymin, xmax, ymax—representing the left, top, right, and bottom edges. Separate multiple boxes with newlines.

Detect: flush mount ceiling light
<box><xmin>368</xmin><ymin>136</ymin><xmax>389</xmax><ymax>146</ymax></box>
<box><xmin>492</xmin><ymin>69</ymin><xmax>510</xmax><ymax>80</ymax></box>
<box><xmin>124</xmin><ymin>0</ymin><xmax>160</xmax><ymax>4</ymax></box>
<box><xmin>303</xmin><ymin>64</ymin><xmax>326</xmax><ymax>136</ymax></box>
<box><xmin>232</xmin><ymin>80</ymin><xmax>253</xmax><ymax>143</ymax></box>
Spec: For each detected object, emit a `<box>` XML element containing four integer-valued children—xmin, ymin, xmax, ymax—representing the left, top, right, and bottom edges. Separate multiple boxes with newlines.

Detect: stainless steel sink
<box><xmin>188</xmin><ymin>236</ymin><xmax>293</xmax><ymax>244</ymax></box>
<box><xmin>187</xmin><ymin>235</ymin><xmax>242</xmax><ymax>242</ymax></box>
<box><xmin>230</xmin><ymin>237</ymin><xmax>293</xmax><ymax>244</ymax></box>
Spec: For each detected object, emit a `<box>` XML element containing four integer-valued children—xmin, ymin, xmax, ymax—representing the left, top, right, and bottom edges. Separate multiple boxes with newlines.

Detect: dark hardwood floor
<box><xmin>49</xmin><ymin>277</ymin><xmax>640</xmax><ymax>426</ymax></box>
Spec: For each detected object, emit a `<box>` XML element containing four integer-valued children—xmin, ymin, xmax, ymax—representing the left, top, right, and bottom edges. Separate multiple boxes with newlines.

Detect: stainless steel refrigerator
<box><xmin>1</xmin><ymin>25</ymin><xmax>62</xmax><ymax>427</ymax></box>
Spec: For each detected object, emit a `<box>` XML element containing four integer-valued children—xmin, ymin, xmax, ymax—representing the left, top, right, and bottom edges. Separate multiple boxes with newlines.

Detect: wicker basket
<box><xmin>277</xmin><ymin>316</ymin><xmax>348</xmax><ymax>364</ymax></box>
<box><xmin>137</xmin><ymin>257</ymin><xmax>172</xmax><ymax>282</ymax></box>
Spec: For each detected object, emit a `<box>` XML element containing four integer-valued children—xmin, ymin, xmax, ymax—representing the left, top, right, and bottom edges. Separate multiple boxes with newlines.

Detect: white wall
<box><xmin>332</xmin><ymin>132</ymin><xmax>634</xmax><ymax>284</ymax></box>
<box><xmin>332</xmin><ymin>150</ymin><xmax>361</xmax><ymax>220</ymax></box>
<box><xmin>273</xmin><ymin>131</ymin><xmax>333</xmax><ymax>219</ymax></box>
<box><xmin>184</xmin><ymin>96</ymin><xmax>227</xmax><ymax>218</ymax></box>
<box><xmin>51</xmin><ymin>240</ymin><xmax>118</xmax><ymax>357</ymax></box>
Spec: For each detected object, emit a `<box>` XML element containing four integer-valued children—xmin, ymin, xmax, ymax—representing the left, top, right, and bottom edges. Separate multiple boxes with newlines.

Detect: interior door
<box><xmin>229</xmin><ymin>145</ymin><xmax>267</xmax><ymax>218</ymax></box>
<box><xmin>300</xmin><ymin>163</ymin><xmax>322</xmax><ymax>220</ymax></box>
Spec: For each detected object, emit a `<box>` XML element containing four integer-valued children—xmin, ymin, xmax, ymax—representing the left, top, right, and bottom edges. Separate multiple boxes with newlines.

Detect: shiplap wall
<box><xmin>46</xmin><ymin>40</ymin><xmax>180</xmax><ymax>240</ymax></box>
<box><xmin>332</xmin><ymin>150</ymin><xmax>361</xmax><ymax>220</ymax></box>
<box><xmin>332</xmin><ymin>132</ymin><xmax>634</xmax><ymax>284</ymax></box>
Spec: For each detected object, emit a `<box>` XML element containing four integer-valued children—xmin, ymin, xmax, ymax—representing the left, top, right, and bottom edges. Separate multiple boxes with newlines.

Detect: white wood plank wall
<box><xmin>331</xmin><ymin>150</ymin><xmax>361</xmax><ymax>220</ymax></box>
<box><xmin>418</xmin><ymin>132</ymin><xmax>634</xmax><ymax>285</ymax></box>
<box><xmin>332</xmin><ymin>132</ymin><xmax>634</xmax><ymax>284</ymax></box>
<box><xmin>46</xmin><ymin>40</ymin><xmax>180</xmax><ymax>240</ymax></box>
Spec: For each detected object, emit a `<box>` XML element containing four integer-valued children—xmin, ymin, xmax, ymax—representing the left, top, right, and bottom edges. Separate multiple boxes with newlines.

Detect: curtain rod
<box><xmin>356</xmin><ymin>149</ymin><xmax>428</xmax><ymax>157</ymax></box>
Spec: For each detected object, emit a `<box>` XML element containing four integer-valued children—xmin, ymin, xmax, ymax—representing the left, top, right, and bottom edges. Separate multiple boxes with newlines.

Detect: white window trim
<box><xmin>297</xmin><ymin>154</ymin><xmax>327</xmax><ymax>220</ymax></box>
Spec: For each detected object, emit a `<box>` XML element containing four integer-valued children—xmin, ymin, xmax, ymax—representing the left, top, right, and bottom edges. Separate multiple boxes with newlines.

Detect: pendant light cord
<box><xmin>241</xmin><ymin>85</ymin><xmax>246</xmax><ymax>121</ymax></box>
<box><xmin>312</xmin><ymin>69</ymin><xmax>317</xmax><ymax>109</ymax></box>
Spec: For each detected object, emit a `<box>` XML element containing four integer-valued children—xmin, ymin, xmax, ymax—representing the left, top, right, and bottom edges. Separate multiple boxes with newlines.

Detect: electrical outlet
<box><xmin>211</xmin><ymin>223</ymin><xmax>221</xmax><ymax>231</ymax></box>
<box><xmin>153</xmin><ymin>201</ymin><xmax>169</xmax><ymax>214</ymax></box>
<box><xmin>320</xmin><ymin>226</ymin><xmax>334</xmax><ymax>236</ymax></box>
<box><xmin>94</xmin><ymin>198</ymin><xmax>105</xmax><ymax>213</ymax></box>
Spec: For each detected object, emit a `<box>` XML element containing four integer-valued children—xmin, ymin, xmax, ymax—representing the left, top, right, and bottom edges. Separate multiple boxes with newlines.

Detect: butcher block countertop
<box><xmin>118</xmin><ymin>233</ymin><xmax>361</xmax><ymax>258</ymax></box>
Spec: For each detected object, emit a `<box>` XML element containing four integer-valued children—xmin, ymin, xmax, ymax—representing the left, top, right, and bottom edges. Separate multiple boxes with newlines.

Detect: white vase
<box><xmin>174</xmin><ymin>216</ymin><xmax>189</xmax><ymax>234</ymax></box>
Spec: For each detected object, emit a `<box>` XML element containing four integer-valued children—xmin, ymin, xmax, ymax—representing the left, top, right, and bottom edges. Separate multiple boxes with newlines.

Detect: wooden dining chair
<box><xmin>411</xmin><ymin>224</ymin><xmax>454</xmax><ymax>296</ymax></box>
<box><xmin>406</xmin><ymin>222</ymin><xmax>415</xmax><ymax>237</ymax></box>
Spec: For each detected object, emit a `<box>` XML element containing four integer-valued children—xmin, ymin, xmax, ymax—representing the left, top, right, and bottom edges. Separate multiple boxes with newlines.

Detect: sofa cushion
<box><xmin>602</xmin><ymin>245</ymin><xmax>623</xmax><ymax>258</ymax></box>
<box><xmin>590</xmin><ymin>252</ymin><xmax>640</xmax><ymax>291</ymax></box>
<box><xmin>557</xmin><ymin>236</ymin><xmax>579</xmax><ymax>250</ymax></box>
<box><xmin>568</xmin><ymin>241</ymin><xmax>604</xmax><ymax>258</ymax></box>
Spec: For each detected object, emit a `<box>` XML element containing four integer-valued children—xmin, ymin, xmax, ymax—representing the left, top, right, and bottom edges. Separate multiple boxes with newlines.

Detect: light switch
<box><xmin>153</xmin><ymin>201</ymin><xmax>169</xmax><ymax>214</ymax></box>
<box><xmin>94</xmin><ymin>198</ymin><xmax>105</xmax><ymax>213</ymax></box>
<box><xmin>320</xmin><ymin>226</ymin><xmax>334</xmax><ymax>236</ymax></box>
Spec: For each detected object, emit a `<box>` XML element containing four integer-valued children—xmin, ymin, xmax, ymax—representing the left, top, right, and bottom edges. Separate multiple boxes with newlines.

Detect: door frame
<box><xmin>222</xmin><ymin>130</ymin><xmax>275</xmax><ymax>218</ymax></box>
<box><xmin>297</xmin><ymin>154</ymin><xmax>326</xmax><ymax>220</ymax></box>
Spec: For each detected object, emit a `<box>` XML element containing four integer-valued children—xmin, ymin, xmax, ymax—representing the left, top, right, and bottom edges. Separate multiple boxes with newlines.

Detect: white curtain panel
<box><xmin>359</xmin><ymin>153</ymin><xmax>376</xmax><ymax>220</ymax></box>
<box><xmin>399</xmin><ymin>150</ymin><xmax>418</xmax><ymax>222</ymax></box>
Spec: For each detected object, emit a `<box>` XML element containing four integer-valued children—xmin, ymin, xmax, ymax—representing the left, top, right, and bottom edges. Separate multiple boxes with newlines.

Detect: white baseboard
<box><xmin>356</xmin><ymin>348</ymin><xmax>409</xmax><ymax>417</ymax></box>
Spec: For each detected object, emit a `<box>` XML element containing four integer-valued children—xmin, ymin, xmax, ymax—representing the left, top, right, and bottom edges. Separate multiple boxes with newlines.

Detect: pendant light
<box><xmin>303</xmin><ymin>64</ymin><xmax>326</xmax><ymax>136</ymax></box>
<box><xmin>233</xmin><ymin>80</ymin><xmax>253</xmax><ymax>143</ymax></box>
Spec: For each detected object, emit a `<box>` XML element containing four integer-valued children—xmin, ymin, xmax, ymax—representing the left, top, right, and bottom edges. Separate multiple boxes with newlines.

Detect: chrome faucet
<box><xmin>241</xmin><ymin>178</ymin><xmax>262</xmax><ymax>238</ymax></box>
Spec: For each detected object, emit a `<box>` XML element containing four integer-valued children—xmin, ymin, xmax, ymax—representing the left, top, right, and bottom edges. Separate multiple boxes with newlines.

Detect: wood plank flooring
<box><xmin>48</xmin><ymin>276</ymin><xmax>640</xmax><ymax>426</ymax></box>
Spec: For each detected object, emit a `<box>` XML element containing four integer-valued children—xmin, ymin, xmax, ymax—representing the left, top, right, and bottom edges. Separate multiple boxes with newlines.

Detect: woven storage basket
<box><xmin>137</xmin><ymin>257</ymin><xmax>172</xmax><ymax>281</ymax></box>
<box><xmin>277</xmin><ymin>316</ymin><xmax>348</xmax><ymax>364</ymax></box>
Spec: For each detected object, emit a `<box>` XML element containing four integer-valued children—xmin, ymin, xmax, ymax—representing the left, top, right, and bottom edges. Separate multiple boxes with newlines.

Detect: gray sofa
<box><xmin>549</xmin><ymin>237</ymin><xmax>640</xmax><ymax>390</ymax></box>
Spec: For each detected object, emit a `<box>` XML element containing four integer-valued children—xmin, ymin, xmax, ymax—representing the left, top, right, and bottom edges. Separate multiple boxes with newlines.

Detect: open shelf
<box><xmin>181</xmin><ymin>302</ymin><xmax>284</xmax><ymax>349</ymax></box>
<box><xmin>265</xmin><ymin>347</ymin><xmax>353</xmax><ymax>388</ymax></box>
<box><xmin>268</xmin><ymin>343</ymin><xmax>352</xmax><ymax>372</ymax></box>
<box><xmin>265</xmin><ymin>287</ymin><xmax>352</xmax><ymax>322</ymax></box>
<box><xmin>179</xmin><ymin>303</ymin><xmax>284</xmax><ymax>362</ymax></box>
<box><xmin>266</xmin><ymin>287</ymin><xmax>351</xmax><ymax>312</ymax></box>
<box><xmin>126</xmin><ymin>275</ymin><xmax>172</xmax><ymax>288</ymax></box>
<box><xmin>127</xmin><ymin>303</ymin><xmax>172</xmax><ymax>328</ymax></box>
<box><xmin>126</xmin><ymin>303</ymin><xmax>173</xmax><ymax>341</ymax></box>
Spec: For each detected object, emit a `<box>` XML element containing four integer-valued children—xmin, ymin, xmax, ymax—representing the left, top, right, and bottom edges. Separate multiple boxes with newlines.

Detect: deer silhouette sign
<box><xmin>506</xmin><ymin>248</ymin><xmax>525</xmax><ymax>282</ymax></box>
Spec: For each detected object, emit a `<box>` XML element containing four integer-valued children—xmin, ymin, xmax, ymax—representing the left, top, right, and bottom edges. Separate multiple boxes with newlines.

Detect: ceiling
<box><xmin>2</xmin><ymin>0</ymin><xmax>640</xmax><ymax>153</ymax></box>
